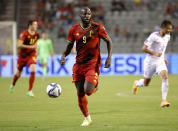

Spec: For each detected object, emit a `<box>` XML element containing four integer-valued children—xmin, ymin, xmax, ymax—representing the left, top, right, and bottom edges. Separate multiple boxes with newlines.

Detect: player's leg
<box><xmin>10</xmin><ymin>69</ymin><xmax>22</xmax><ymax>92</ymax></box>
<box><xmin>40</xmin><ymin>57</ymin><xmax>48</xmax><ymax>77</ymax></box>
<box><xmin>42</xmin><ymin>63</ymin><xmax>47</xmax><ymax>77</ymax></box>
<box><xmin>75</xmin><ymin>80</ymin><xmax>92</xmax><ymax>126</ymax></box>
<box><xmin>84</xmin><ymin>70</ymin><xmax>99</xmax><ymax>96</ymax></box>
<box><xmin>84</xmin><ymin>81</ymin><xmax>97</xmax><ymax>96</ymax></box>
<box><xmin>10</xmin><ymin>59</ymin><xmax>24</xmax><ymax>92</ymax></box>
<box><xmin>28</xmin><ymin>64</ymin><xmax>36</xmax><ymax>97</ymax></box>
<box><xmin>133</xmin><ymin>62</ymin><xmax>155</xmax><ymax>94</ymax></box>
<box><xmin>159</xmin><ymin>70</ymin><xmax>170</xmax><ymax>107</ymax></box>
<box><xmin>136</xmin><ymin>78</ymin><xmax>151</xmax><ymax>87</ymax></box>
<box><xmin>156</xmin><ymin>61</ymin><xmax>170</xmax><ymax>107</ymax></box>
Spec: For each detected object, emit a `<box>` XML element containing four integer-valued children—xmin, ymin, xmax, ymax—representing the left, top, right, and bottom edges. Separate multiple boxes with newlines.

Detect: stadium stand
<box><xmin>0</xmin><ymin>0</ymin><xmax>177</xmax><ymax>54</ymax></box>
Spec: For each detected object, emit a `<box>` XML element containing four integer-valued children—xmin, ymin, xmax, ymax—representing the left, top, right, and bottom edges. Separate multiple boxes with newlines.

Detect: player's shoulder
<box><xmin>71</xmin><ymin>23</ymin><xmax>80</xmax><ymax>29</ymax></box>
<box><xmin>35</xmin><ymin>31</ymin><xmax>40</xmax><ymax>37</ymax></box>
<box><xmin>149</xmin><ymin>31</ymin><xmax>159</xmax><ymax>38</ymax></box>
<box><xmin>151</xmin><ymin>31</ymin><xmax>158</xmax><ymax>35</ymax></box>
<box><xmin>19</xmin><ymin>30</ymin><xmax>28</xmax><ymax>38</ymax></box>
<box><xmin>92</xmin><ymin>22</ymin><xmax>103</xmax><ymax>27</ymax></box>
<box><xmin>20</xmin><ymin>29</ymin><xmax>28</xmax><ymax>35</ymax></box>
<box><xmin>92</xmin><ymin>22</ymin><xmax>106</xmax><ymax>31</ymax></box>
<box><xmin>47</xmin><ymin>38</ymin><xmax>52</xmax><ymax>42</ymax></box>
<box><xmin>35</xmin><ymin>31</ymin><xmax>40</xmax><ymax>35</ymax></box>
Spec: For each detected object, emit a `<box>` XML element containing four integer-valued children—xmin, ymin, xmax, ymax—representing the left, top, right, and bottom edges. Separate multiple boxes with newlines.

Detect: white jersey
<box><xmin>144</xmin><ymin>31</ymin><xmax>170</xmax><ymax>63</ymax></box>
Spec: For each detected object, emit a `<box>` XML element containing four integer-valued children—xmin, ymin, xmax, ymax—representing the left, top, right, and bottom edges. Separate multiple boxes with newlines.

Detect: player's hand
<box><xmin>104</xmin><ymin>57</ymin><xmax>111</xmax><ymax>68</ymax></box>
<box><xmin>31</xmin><ymin>44</ymin><xmax>37</xmax><ymax>49</ymax></box>
<box><xmin>60</xmin><ymin>55</ymin><xmax>66</xmax><ymax>65</ymax></box>
<box><xmin>155</xmin><ymin>52</ymin><xmax>162</xmax><ymax>57</ymax></box>
<box><xmin>165</xmin><ymin>59</ymin><xmax>168</xmax><ymax>66</ymax></box>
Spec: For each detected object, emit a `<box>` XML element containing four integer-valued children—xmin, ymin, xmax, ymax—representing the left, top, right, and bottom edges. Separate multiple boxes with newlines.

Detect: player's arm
<box><xmin>164</xmin><ymin>57</ymin><xmax>168</xmax><ymax>66</ymax></box>
<box><xmin>143</xmin><ymin>33</ymin><xmax>162</xmax><ymax>57</ymax></box>
<box><xmin>142</xmin><ymin>44</ymin><xmax>162</xmax><ymax>57</ymax></box>
<box><xmin>48</xmin><ymin>40</ymin><xmax>54</xmax><ymax>55</ymax></box>
<box><xmin>102</xmin><ymin>35</ymin><xmax>112</xmax><ymax>68</ymax></box>
<box><xmin>72</xmin><ymin>46</ymin><xmax>76</xmax><ymax>54</ymax></box>
<box><xmin>60</xmin><ymin>41</ymin><xmax>74</xmax><ymax>65</ymax></box>
<box><xmin>18</xmin><ymin>40</ymin><xmax>36</xmax><ymax>49</ymax></box>
<box><xmin>49</xmin><ymin>40</ymin><xmax>55</xmax><ymax>61</ymax></box>
<box><xmin>60</xmin><ymin>26</ymin><xmax>75</xmax><ymax>65</ymax></box>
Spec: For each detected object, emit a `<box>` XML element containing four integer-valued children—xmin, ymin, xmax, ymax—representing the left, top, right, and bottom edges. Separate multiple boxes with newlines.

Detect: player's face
<box><xmin>163</xmin><ymin>24</ymin><xmax>173</xmax><ymax>34</ymax></box>
<box><xmin>42</xmin><ymin>33</ymin><xmax>47</xmax><ymax>39</ymax></box>
<box><xmin>80</xmin><ymin>8</ymin><xmax>92</xmax><ymax>25</ymax></box>
<box><xmin>30</xmin><ymin>21</ymin><xmax>38</xmax><ymax>32</ymax></box>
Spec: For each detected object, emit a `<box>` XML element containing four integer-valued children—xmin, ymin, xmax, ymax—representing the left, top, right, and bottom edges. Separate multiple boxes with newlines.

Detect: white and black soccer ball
<box><xmin>46</xmin><ymin>83</ymin><xmax>62</xmax><ymax>98</ymax></box>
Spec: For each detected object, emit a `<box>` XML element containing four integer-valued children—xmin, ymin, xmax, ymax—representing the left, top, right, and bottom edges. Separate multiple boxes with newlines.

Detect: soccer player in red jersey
<box><xmin>10</xmin><ymin>20</ymin><xmax>40</xmax><ymax>97</ymax></box>
<box><xmin>60</xmin><ymin>7</ymin><xmax>112</xmax><ymax>126</ymax></box>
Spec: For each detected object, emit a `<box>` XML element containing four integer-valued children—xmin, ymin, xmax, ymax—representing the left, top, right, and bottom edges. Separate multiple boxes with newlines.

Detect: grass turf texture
<box><xmin>0</xmin><ymin>75</ymin><xmax>178</xmax><ymax>131</ymax></box>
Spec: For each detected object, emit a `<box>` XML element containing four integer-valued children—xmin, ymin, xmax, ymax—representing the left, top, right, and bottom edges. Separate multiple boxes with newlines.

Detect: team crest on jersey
<box><xmin>76</xmin><ymin>33</ymin><xmax>79</xmax><ymax>36</ymax></box>
<box><xmin>28</xmin><ymin>35</ymin><xmax>31</xmax><ymax>39</ymax></box>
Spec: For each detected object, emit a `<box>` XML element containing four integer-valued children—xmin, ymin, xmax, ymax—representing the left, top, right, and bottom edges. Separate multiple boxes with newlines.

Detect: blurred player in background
<box><xmin>10</xmin><ymin>20</ymin><xmax>40</xmax><ymax>97</ymax></box>
<box><xmin>37</xmin><ymin>31</ymin><xmax>54</xmax><ymax>78</ymax></box>
<box><xmin>132</xmin><ymin>20</ymin><xmax>173</xmax><ymax>107</ymax></box>
<box><xmin>60</xmin><ymin>7</ymin><xmax>112</xmax><ymax>126</ymax></box>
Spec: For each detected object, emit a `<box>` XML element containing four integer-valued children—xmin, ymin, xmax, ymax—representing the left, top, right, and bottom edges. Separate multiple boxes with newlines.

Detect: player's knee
<box><xmin>86</xmin><ymin>92</ymin><xmax>92</xmax><ymax>96</ymax></box>
<box><xmin>16</xmin><ymin>71</ymin><xmax>22</xmax><ymax>77</ymax></box>
<box><xmin>85</xmin><ymin>88</ymin><xmax>93</xmax><ymax>96</ymax></box>
<box><xmin>84</xmin><ymin>82</ymin><xmax>95</xmax><ymax>96</ymax></box>
<box><xmin>84</xmin><ymin>86</ymin><xmax>94</xmax><ymax>96</ymax></box>
<box><xmin>77</xmin><ymin>92</ymin><xmax>85</xmax><ymax>97</ymax></box>
<box><xmin>144</xmin><ymin>79</ymin><xmax>150</xmax><ymax>86</ymax></box>
<box><xmin>162</xmin><ymin>75</ymin><xmax>168</xmax><ymax>81</ymax></box>
<box><xmin>85</xmin><ymin>89</ymin><xmax>92</xmax><ymax>96</ymax></box>
<box><xmin>30</xmin><ymin>64</ymin><xmax>36</xmax><ymax>72</ymax></box>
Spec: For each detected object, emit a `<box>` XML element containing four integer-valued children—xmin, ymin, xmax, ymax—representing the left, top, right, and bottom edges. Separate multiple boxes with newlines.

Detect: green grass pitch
<box><xmin>0</xmin><ymin>75</ymin><xmax>178</xmax><ymax>131</ymax></box>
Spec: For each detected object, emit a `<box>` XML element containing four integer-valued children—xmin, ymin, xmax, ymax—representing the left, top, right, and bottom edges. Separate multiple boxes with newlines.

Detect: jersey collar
<box><xmin>28</xmin><ymin>29</ymin><xmax>36</xmax><ymax>35</ymax></box>
<box><xmin>80</xmin><ymin>22</ymin><xmax>92</xmax><ymax>30</ymax></box>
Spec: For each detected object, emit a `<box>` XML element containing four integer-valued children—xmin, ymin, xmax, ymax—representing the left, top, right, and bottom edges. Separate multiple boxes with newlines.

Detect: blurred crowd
<box><xmin>34</xmin><ymin>0</ymin><xmax>178</xmax><ymax>44</ymax></box>
<box><xmin>0</xmin><ymin>0</ymin><xmax>6</xmax><ymax>14</ymax></box>
<box><xmin>35</xmin><ymin>0</ymin><xmax>105</xmax><ymax>39</ymax></box>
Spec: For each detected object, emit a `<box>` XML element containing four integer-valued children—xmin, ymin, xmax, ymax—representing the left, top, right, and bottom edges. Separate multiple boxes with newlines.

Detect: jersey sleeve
<box><xmin>99</xmin><ymin>24</ymin><xmax>108</xmax><ymax>39</ymax></box>
<box><xmin>67</xmin><ymin>26</ymin><xmax>75</xmax><ymax>43</ymax></box>
<box><xmin>144</xmin><ymin>33</ymin><xmax>155</xmax><ymax>46</ymax></box>
<box><xmin>18</xmin><ymin>31</ymin><xmax>26</xmax><ymax>41</ymax></box>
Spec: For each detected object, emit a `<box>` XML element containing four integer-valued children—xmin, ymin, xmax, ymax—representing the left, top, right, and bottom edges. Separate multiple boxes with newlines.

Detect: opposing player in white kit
<box><xmin>132</xmin><ymin>20</ymin><xmax>173</xmax><ymax>107</ymax></box>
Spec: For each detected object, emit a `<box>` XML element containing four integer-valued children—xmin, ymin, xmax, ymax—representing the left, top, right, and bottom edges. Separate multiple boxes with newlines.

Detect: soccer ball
<box><xmin>46</xmin><ymin>83</ymin><xmax>62</xmax><ymax>98</ymax></box>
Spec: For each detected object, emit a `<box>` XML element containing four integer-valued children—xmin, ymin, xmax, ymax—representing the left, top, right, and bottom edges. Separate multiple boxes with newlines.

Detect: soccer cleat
<box><xmin>27</xmin><ymin>91</ymin><xmax>34</xmax><ymax>97</ymax></box>
<box><xmin>160</xmin><ymin>100</ymin><xmax>170</xmax><ymax>108</ymax></box>
<box><xmin>81</xmin><ymin>117</ymin><xmax>92</xmax><ymax>126</ymax></box>
<box><xmin>132</xmin><ymin>80</ymin><xmax>139</xmax><ymax>95</ymax></box>
<box><xmin>9</xmin><ymin>85</ymin><xmax>15</xmax><ymax>93</ymax></box>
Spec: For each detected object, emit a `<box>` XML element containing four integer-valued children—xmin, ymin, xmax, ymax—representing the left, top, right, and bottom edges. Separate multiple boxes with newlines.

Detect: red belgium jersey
<box><xmin>18</xmin><ymin>30</ymin><xmax>40</xmax><ymax>57</ymax></box>
<box><xmin>68</xmin><ymin>22</ymin><xmax>108</xmax><ymax>66</ymax></box>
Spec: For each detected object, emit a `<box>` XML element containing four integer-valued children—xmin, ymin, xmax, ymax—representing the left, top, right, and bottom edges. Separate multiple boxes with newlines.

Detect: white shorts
<box><xmin>143</xmin><ymin>60</ymin><xmax>167</xmax><ymax>79</ymax></box>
